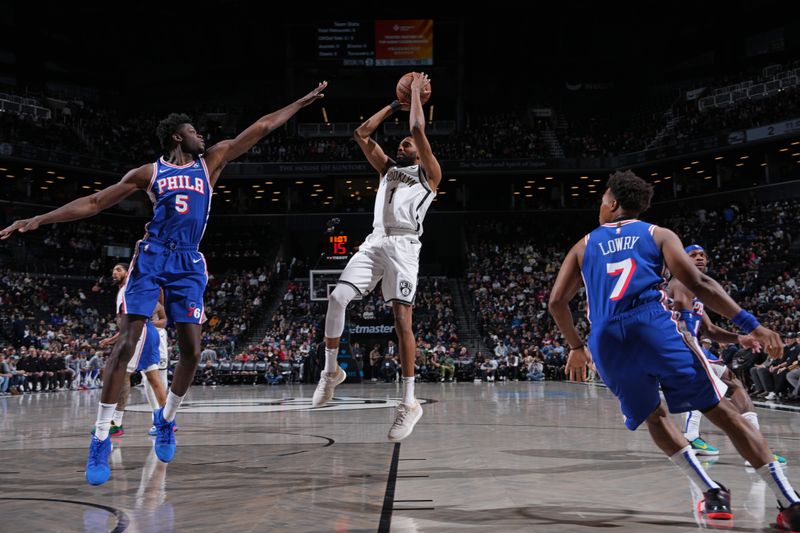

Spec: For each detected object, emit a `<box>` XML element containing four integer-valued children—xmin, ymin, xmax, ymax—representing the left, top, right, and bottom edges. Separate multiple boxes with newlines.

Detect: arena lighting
<box><xmin>736</xmin><ymin>163</ymin><xmax>745</xmax><ymax>167</ymax></box>
<box><xmin>324</xmin><ymin>201</ymin><xmax>330</xmax><ymax>205</ymax></box>
<box><xmin>311</xmin><ymin>193</ymin><xmax>318</xmax><ymax>197</ymax></box>
<box><xmin>81</xmin><ymin>185</ymin><xmax>90</xmax><ymax>189</ymax></box>
<box><xmin>526</xmin><ymin>194</ymin><xmax>533</xmax><ymax>198</ymax></box>
<box><xmin>571</xmin><ymin>193</ymin><xmax>578</xmax><ymax>196</ymax></box>
<box><xmin>704</xmin><ymin>176</ymin><xmax>713</xmax><ymax>180</ymax></box>
<box><xmin>265</xmin><ymin>181</ymin><xmax>273</xmax><ymax>185</ymax></box>
<box><xmin>23</xmin><ymin>167</ymin><xmax>32</xmax><ymax>171</ymax></box>
<box><xmin>218</xmin><ymin>184</ymin><xmax>226</xmax><ymax>188</ymax></box>
<box><xmin>45</xmin><ymin>180</ymin><xmax>54</xmax><ymax>184</ymax></box>
<box><xmin>581</xmin><ymin>175</ymin><xmax>589</xmax><ymax>179</ymax></box>
<box><xmin>592</xmin><ymin>179</ymin><xmax>601</xmax><ymax>182</ymax></box>
<box><xmin>664</xmin><ymin>176</ymin><xmax>672</xmax><ymax>179</ymax></box>
<box><xmin>223</xmin><ymin>190</ymin><xmax>231</xmax><ymax>194</ymax></box>
<box><xmin>5</xmin><ymin>174</ymin><xmax>14</xmax><ymax>178</ymax></box>
<box><xmin>654</xmin><ymin>180</ymin><xmax>661</xmax><ymax>183</ymax></box>
<box><xmin>428</xmin><ymin>105</ymin><xmax>434</xmax><ymax>122</ymax></box>
<box><xmin>779</xmin><ymin>148</ymin><xmax>789</xmax><ymax>152</ymax></box>
<box><xmin>251</xmin><ymin>184</ymin><xmax>259</xmax><ymax>188</ymax></box>
<box><xmin>513</xmin><ymin>191</ymin><xmax>521</xmax><ymax>195</ymax></box>
<box><xmin>760</xmin><ymin>163</ymin><xmax>767</xmax><ymax>167</ymax></box>
<box><xmin>545</xmin><ymin>176</ymin><xmax>553</xmax><ymax>180</ymax></box>
<box><xmin>538</xmin><ymin>186</ymin><xmax>546</xmax><ymax>190</ymax></box>
<box><xmin>225</xmin><ymin>199</ymin><xmax>231</xmax><ymax>202</ymax></box>
<box><xmin>295</xmin><ymin>180</ymin><xmax>304</xmax><ymax>184</ymax></box>
<box><xmin>272</xmin><ymin>198</ymin><xmax>279</xmax><ymax>202</ymax></box>
<box><xmin>327</xmin><ymin>196</ymin><xmax>333</xmax><ymax>200</ymax></box>
<box><xmin>256</xmin><ymin>189</ymin><xmax>264</xmax><ymax>193</ymax></box>
<box><xmin>56</xmin><ymin>176</ymin><xmax>65</xmax><ymax>180</ymax></box>
<box><xmin>696</xmin><ymin>170</ymin><xmax>704</xmax><ymax>174</ymax></box>
<box><xmin>40</xmin><ymin>186</ymin><xmax>48</xmax><ymax>190</ymax></box>
<box><xmin>346</xmin><ymin>180</ymin><xmax>352</xmax><ymax>184</ymax></box>
<box><xmin>683</xmin><ymin>166</ymin><xmax>692</xmax><ymax>170</ymax></box>
<box><xmin>524</xmin><ymin>185</ymin><xmax>532</xmax><ymax>189</ymax></box>
<box><xmin>570</xmin><ymin>186</ymin><xmax>579</xmax><ymax>189</ymax></box>
<box><xmin>439</xmin><ymin>191</ymin><xmax>447</xmax><ymax>195</ymax></box>
<box><xmin>254</xmin><ymin>196</ymin><xmax>262</xmax><ymax>199</ymax></box>
<box><xmin>792</xmin><ymin>141</ymin><xmax>800</xmax><ymax>145</ymax></box>
<box><xmin>739</xmin><ymin>155</ymin><xmax>749</xmax><ymax>159</ymax></box>
<box><xmin>793</xmin><ymin>153</ymin><xmax>800</xmax><ymax>157</ymax></box>
<box><xmin>321</xmin><ymin>107</ymin><xmax>328</xmax><ymax>123</ymax></box>
<box><xmin>650</xmin><ymin>172</ymin><xmax>658</xmax><ymax>176</ymax></box>
<box><xmin>714</xmin><ymin>156</ymin><xmax>724</xmax><ymax>160</ymax></box>
<box><xmin>589</xmin><ymin>190</ymin><xmax>597</xmax><ymax>193</ymax></box>
<box><xmin>448</xmin><ymin>178</ymin><xmax>456</xmax><ymax>182</ymax></box>
<box><xmin>93</xmin><ymin>181</ymin><xmax>101</xmax><ymax>185</ymax></box>
<box><xmin>273</xmin><ymin>191</ymin><xmax>281</xmax><ymax>195</ymax></box>
<box><xmin>0</xmin><ymin>167</ymin><xmax>6</xmax><ymax>171</ymax></box>
<box><xmin>691</xmin><ymin>161</ymin><xmax>700</xmax><ymax>165</ymax></box>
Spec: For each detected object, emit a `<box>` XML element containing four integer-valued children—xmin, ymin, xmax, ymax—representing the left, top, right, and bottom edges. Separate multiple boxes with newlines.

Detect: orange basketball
<box><xmin>396</xmin><ymin>72</ymin><xmax>432</xmax><ymax>105</ymax></box>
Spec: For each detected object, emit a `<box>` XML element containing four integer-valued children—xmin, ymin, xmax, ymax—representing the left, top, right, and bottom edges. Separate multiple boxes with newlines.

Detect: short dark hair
<box><xmin>607</xmin><ymin>170</ymin><xmax>653</xmax><ymax>214</ymax></box>
<box><xmin>156</xmin><ymin>113</ymin><xmax>192</xmax><ymax>150</ymax></box>
<box><xmin>114</xmin><ymin>262</ymin><xmax>128</xmax><ymax>271</ymax></box>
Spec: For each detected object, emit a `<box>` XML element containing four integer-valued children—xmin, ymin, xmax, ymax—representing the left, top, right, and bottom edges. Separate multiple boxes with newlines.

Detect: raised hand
<box><xmin>0</xmin><ymin>216</ymin><xmax>41</xmax><ymax>240</ymax></box>
<box><xmin>297</xmin><ymin>81</ymin><xmax>328</xmax><ymax>108</ymax></box>
<box><xmin>411</xmin><ymin>72</ymin><xmax>431</xmax><ymax>98</ymax></box>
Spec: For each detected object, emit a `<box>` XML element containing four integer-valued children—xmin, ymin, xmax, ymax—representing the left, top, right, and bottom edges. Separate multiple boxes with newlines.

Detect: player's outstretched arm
<box><xmin>203</xmin><ymin>81</ymin><xmax>327</xmax><ymax>183</ymax></box>
<box><xmin>408</xmin><ymin>72</ymin><xmax>441</xmax><ymax>191</ymax></box>
<box><xmin>353</xmin><ymin>105</ymin><xmax>396</xmax><ymax>175</ymax></box>
<box><xmin>0</xmin><ymin>164</ymin><xmax>152</xmax><ymax>240</ymax></box>
<box><xmin>657</xmin><ymin>227</ymin><xmax>782</xmax><ymax>358</ymax></box>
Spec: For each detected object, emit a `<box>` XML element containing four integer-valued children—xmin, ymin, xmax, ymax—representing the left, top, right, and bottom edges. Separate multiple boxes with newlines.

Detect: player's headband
<box><xmin>684</xmin><ymin>244</ymin><xmax>705</xmax><ymax>254</ymax></box>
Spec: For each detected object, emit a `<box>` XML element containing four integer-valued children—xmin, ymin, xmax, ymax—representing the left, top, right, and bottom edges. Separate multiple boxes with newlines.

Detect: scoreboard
<box><xmin>316</xmin><ymin>20</ymin><xmax>433</xmax><ymax>67</ymax></box>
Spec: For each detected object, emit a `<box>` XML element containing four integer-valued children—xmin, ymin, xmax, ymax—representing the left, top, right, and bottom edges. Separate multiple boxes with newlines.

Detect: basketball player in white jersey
<box><xmin>313</xmin><ymin>72</ymin><xmax>441</xmax><ymax>441</ymax></box>
<box><xmin>99</xmin><ymin>264</ymin><xmax>169</xmax><ymax>435</ymax></box>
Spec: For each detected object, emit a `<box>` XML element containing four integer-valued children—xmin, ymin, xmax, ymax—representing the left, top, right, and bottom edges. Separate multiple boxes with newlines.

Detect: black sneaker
<box><xmin>776</xmin><ymin>501</ymin><xmax>800</xmax><ymax>532</ymax></box>
<box><xmin>702</xmin><ymin>484</ymin><xmax>733</xmax><ymax>521</ymax></box>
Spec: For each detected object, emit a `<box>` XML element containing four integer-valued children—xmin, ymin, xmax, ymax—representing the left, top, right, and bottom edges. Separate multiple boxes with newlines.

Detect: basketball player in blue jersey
<box><xmin>0</xmin><ymin>81</ymin><xmax>327</xmax><ymax>486</ymax></box>
<box><xmin>670</xmin><ymin>244</ymin><xmax>787</xmax><ymax>464</ymax></box>
<box><xmin>549</xmin><ymin>171</ymin><xmax>800</xmax><ymax>530</ymax></box>
<box><xmin>313</xmin><ymin>73</ymin><xmax>440</xmax><ymax>441</ymax></box>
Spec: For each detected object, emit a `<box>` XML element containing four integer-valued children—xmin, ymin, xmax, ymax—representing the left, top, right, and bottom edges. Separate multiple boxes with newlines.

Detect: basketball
<box><xmin>396</xmin><ymin>72</ymin><xmax>432</xmax><ymax>105</ymax></box>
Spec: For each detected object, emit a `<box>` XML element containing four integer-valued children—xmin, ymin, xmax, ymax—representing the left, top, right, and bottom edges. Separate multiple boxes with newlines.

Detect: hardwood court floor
<box><xmin>1</xmin><ymin>381</ymin><xmax>799</xmax><ymax>532</ymax></box>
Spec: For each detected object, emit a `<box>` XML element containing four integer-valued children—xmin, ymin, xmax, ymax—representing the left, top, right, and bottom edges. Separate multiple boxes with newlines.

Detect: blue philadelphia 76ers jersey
<box><xmin>144</xmin><ymin>156</ymin><xmax>212</xmax><ymax>246</ymax></box>
<box><xmin>581</xmin><ymin>219</ymin><xmax>667</xmax><ymax>322</ymax></box>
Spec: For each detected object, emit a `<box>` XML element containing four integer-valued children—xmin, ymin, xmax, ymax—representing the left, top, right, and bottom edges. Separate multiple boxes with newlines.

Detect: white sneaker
<box><xmin>312</xmin><ymin>367</ymin><xmax>346</xmax><ymax>407</ymax></box>
<box><xmin>387</xmin><ymin>401</ymin><xmax>423</xmax><ymax>442</ymax></box>
<box><xmin>765</xmin><ymin>392</ymin><xmax>777</xmax><ymax>401</ymax></box>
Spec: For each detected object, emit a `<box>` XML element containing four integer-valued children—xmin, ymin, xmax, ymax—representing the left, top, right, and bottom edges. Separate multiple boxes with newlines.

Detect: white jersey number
<box><xmin>606</xmin><ymin>258</ymin><xmax>637</xmax><ymax>301</ymax></box>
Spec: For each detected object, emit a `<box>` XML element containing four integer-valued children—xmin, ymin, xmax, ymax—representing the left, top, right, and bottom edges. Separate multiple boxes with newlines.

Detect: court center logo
<box><xmin>399</xmin><ymin>280</ymin><xmax>413</xmax><ymax>297</ymax></box>
<box><xmin>128</xmin><ymin>397</ymin><xmax>428</xmax><ymax>414</ymax></box>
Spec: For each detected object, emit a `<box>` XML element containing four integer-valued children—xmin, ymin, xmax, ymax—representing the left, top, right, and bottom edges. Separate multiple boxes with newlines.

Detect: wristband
<box><xmin>389</xmin><ymin>100</ymin><xmax>403</xmax><ymax>112</ymax></box>
<box><xmin>731</xmin><ymin>310</ymin><xmax>760</xmax><ymax>334</ymax></box>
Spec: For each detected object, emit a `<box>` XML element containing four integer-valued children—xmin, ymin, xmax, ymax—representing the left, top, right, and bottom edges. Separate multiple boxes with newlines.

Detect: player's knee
<box><xmin>645</xmin><ymin>403</ymin><xmax>669</xmax><ymax>424</ymax></box>
<box><xmin>394</xmin><ymin>315</ymin><xmax>413</xmax><ymax>336</ymax></box>
<box><xmin>328</xmin><ymin>285</ymin><xmax>354</xmax><ymax>310</ymax></box>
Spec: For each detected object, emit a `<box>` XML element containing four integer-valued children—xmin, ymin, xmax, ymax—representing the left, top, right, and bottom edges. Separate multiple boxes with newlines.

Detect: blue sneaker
<box><xmin>85</xmin><ymin>435</ymin><xmax>112</xmax><ymax>486</ymax></box>
<box><xmin>152</xmin><ymin>407</ymin><xmax>176</xmax><ymax>462</ymax></box>
<box><xmin>149</xmin><ymin>423</ymin><xmax>179</xmax><ymax>436</ymax></box>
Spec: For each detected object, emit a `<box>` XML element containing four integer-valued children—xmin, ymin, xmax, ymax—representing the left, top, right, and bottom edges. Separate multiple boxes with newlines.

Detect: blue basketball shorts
<box><xmin>588</xmin><ymin>302</ymin><xmax>727</xmax><ymax>431</ymax></box>
<box><xmin>121</xmin><ymin>238</ymin><xmax>208</xmax><ymax>326</ymax></box>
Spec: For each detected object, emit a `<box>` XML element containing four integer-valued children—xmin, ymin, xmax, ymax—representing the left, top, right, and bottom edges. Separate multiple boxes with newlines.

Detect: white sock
<box><xmin>669</xmin><ymin>445</ymin><xmax>720</xmax><ymax>492</ymax></box>
<box><xmin>111</xmin><ymin>410</ymin><xmax>124</xmax><ymax>427</ymax></box>
<box><xmin>94</xmin><ymin>402</ymin><xmax>117</xmax><ymax>441</ymax></box>
<box><xmin>683</xmin><ymin>410</ymin><xmax>702</xmax><ymax>441</ymax></box>
<box><xmin>756</xmin><ymin>461</ymin><xmax>800</xmax><ymax>507</ymax></box>
<box><xmin>163</xmin><ymin>390</ymin><xmax>184</xmax><ymax>422</ymax></box>
<box><xmin>402</xmin><ymin>376</ymin><xmax>415</xmax><ymax>405</ymax></box>
<box><xmin>142</xmin><ymin>374</ymin><xmax>159</xmax><ymax>411</ymax></box>
<box><xmin>324</xmin><ymin>347</ymin><xmax>339</xmax><ymax>374</ymax></box>
<box><xmin>742</xmin><ymin>411</ymin><xmax>759</xmax><ymax>430</ymax></box>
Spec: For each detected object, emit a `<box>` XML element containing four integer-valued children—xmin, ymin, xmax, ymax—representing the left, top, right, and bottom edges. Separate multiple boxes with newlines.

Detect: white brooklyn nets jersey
<box><xmin>374</xmin><ymin>164</ymin><xmax>435</xmax><ymax>236</ymax></box>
